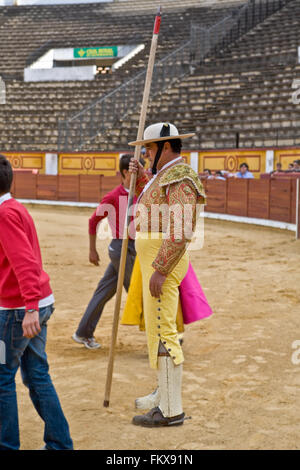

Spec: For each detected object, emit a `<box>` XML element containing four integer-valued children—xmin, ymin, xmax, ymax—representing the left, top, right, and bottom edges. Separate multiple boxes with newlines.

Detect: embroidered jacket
<box><xmin>135</xmin><ymin>162</ymin><xmax>206</xmax><ymax>276</ymax></box>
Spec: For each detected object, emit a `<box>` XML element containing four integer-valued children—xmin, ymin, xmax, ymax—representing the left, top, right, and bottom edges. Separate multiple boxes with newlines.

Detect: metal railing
<box><xmin>58</xmin><ymin>41</ymin><xmax>191</xmax><ymax>151</ymax></box>
<box><xmin>190</xmin><ymin>0</ymin><xmax>292</xmax><ymax>64</ymax></box>
<box><xmin>58</xmin><ymin>0</ymin><xmax>294</xmax><ymax>152</ymax></box>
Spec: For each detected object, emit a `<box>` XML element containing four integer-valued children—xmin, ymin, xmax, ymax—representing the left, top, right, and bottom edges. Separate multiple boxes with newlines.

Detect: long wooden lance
<box><xmin>103</xmin><ymin>7</ymin><xmax>162</xmax><ymax>408</ymax></box>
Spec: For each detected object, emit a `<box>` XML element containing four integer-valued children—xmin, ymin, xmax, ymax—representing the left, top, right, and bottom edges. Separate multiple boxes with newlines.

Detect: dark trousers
<box><xmin>76</xmin><ymin>239</ymin><xmax>136</xmax><ymax>338</ymax></box>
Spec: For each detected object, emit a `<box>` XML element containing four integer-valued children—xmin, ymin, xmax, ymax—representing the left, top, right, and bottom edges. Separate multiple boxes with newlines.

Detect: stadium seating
<box><xmin>0</xmin><ymin>0</ymin><xmax>240</xmax><ymax>151</ymax></box>
<box><xmin>0</xmin><ymin>0</ymin><xmax>299</xmax><ymax>152</ymax></box>
<box><xmin>104</xmin><ymin>0</ymin><xmax>300</xmax><ymax>151</ymax></box>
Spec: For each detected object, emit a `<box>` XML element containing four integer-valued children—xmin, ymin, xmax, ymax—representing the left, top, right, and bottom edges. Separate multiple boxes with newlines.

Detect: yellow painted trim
<box><xmin>198</xmin><ymin>149</ymin><xmax>266</xmax><ymax>178</ymax></box>
<box><xmin>181</xmin><ymin>152</ymin><xmax>191</xmax><ymax>165</ymax></box>
<box><xmin>58</xmin><ymin>153</ymin><xmax>119</xmax><ymax>175</ymax></box>
<box><xmin>275</xmin><ymin>149</ymin><xmax>300</xmax><ymax>170</ymax></box>
<box><xmin>2</xmin><ymin>152</ymin><xmax>45</xmax><ymax>174</ymax></box>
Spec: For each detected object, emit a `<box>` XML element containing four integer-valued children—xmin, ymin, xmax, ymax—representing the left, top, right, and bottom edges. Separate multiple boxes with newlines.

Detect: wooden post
<box><xmin>296</xmin><ymin>178</ymin><xmax>300</xmax><ymax>240</ymax></box>
<box><xmin>103</xmin><ymin>7</ymin><xmax>162</xmax><ymax>408</ymax></box>
<box><xmin>267</xmin><ymin>178</ymin><xmax>271</xmax><ymax>220</ymax></box>
<box><xmin>225</xmin><ymin>177</ymin><xmax>229</xmax><ymax>215</ymax></box>
<box><xmin>246</xmin><ymin>179</ymin><xmax>250</xmax><ymax>218</ymax></box>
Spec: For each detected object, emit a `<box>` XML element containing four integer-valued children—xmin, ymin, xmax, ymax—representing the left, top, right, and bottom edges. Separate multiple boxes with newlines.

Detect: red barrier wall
<box><xmin>202</xmin><ymin>177</ymin><xmax>297</xmax><ymax>224</ymax></box>
<box><xmin>11</xmin><ymin>173</ymin><xmax>298</xmax><ymax>229</ymax></box>
<box><xmin>248</xmin><ymin>179</ymin><xmax>270</xmax><ymax>220</ymax></box>
<box><xmin>12</xmin><ymin>173</ymin><xmax>121</xmax><ymax>204</ymax></box>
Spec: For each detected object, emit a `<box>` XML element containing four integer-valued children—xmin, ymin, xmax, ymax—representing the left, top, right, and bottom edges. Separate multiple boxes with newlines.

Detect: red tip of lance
<box><xmin>153</xmin><ymin>6</ymin><xmax>162</xmax><ymax>35</ymax></box>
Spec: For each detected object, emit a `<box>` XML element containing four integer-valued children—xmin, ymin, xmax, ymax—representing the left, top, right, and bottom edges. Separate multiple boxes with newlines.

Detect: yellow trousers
<box><xmin>134</xmin><ymin>233</ymin><xmax>189</xmax><ymax>369</ymax></box>
<box><xmin>121</xmin><ymin>256</ymin><xmax>184</xmax><ymax>333</ymax></box>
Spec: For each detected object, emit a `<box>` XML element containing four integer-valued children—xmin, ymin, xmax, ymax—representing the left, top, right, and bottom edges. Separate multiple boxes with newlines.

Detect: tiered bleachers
<box><xmin>101</xmin><ymin>0</ymin><xmax>300</xmax><ymax>151</ymax></box>
<box><xmin>0</xmin><ymin>1</ymin><xmax>243</xmax><ymax>77</ymax></box>
<box><xmin>0</xmin><ymin>0</ymin><xmax>240</xmax><ymax>151</ymax></box>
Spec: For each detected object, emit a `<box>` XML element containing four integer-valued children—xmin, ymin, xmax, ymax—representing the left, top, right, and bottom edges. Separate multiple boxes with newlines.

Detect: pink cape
<box><xmin>179</xmin><ymin>263</ymin><xmax>213</xmax><ymax>324</ymax></box>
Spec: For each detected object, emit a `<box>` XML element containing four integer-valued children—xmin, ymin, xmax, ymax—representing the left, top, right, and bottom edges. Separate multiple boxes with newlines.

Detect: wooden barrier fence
<box><xmin>10</xmin><ymin>173</ymin><xmax>300</xmax><ymax>237</ymax></box>
<box><xmin>202</xmin><ymin>177</ymin><xmax>299</xmax><ymax>225</ymax></box>
<box><xmin>11</xmin><ymin>173</ymin><xmax>122</xmax><ymax>203</ymax></box>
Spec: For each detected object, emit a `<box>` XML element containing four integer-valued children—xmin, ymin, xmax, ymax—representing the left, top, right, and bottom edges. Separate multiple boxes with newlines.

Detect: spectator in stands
<box><xmin>0</xmin><ymin>155</ymin><xmax>73</xmax><ymax>450</ymax></box>
<box><xmin>288</xmin><ymin>163</ymin><xmax>294</xmax><ymax>171</ymax></box>
<box><xmin>293</xmin><ymin>159</ymin><xmax>300</xmax><ymax>170</ymax></box>
<box><xmin>221</xmin><ymin>170</ymin><xmax>234</xmax><ymax>178</ymax></box>
<box><xmin>271</xmin><ymin>162</ymin><xmax>284</xmax><ymax>175</ymax></box>
<box><xmin>235</xmin><ymin>163</ymin><xmax>254</xmax><ymax>179</ymax></box>
<box><xmin>204</xmin><ymin>168</ymin><xmax>214</xmax><ymax>179</ymax></box>
<box><xmin>215</xmin><ymin>170</ymin><xmax>226</xmax><ymax>180</ymax></box>
<box><xmin>72</xmin><ymin>154</ymin><xmax>143</xmax><ymax>350</ymax></box>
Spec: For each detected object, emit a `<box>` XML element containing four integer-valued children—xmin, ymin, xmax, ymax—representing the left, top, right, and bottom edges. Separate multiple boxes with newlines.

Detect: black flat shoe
<box><xmin>132</xmin><ymin>407</ymin><xmax>185</xmax><ymax>427</ymax></box>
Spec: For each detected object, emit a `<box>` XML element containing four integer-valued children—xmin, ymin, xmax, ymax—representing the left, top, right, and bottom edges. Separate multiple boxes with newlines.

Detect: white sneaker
<box><xmin>83</xmin><ymin>337</ymin><xmax>101</xmax><ymax>350</ymax></box>
<box><xmin>72</xmin><ymin>333</ymin><xmax>101</xmax><ymax>350</ymax></box>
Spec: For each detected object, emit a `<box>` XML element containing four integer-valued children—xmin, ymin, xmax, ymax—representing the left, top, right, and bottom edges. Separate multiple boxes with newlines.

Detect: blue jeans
<box><xmin>0</xmin><ymin>305</ymin><xmax>73</xmax><ymax>450</ymax></box>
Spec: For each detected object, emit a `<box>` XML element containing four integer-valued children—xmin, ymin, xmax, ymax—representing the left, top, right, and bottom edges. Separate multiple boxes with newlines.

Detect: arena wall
<box><xmin>10</xmin><ymin>171</ymin><xmax>300</xmax><ymax>227</ymax></box>
<box><xmin>202</xmin><ymin>177</ymin><xmax>299</xmax><ymax>224</ymax></box>
<box><xmin>11</xmin><ymin>173</ymin><xmax>121</xmax><ymax>202</ymax></box>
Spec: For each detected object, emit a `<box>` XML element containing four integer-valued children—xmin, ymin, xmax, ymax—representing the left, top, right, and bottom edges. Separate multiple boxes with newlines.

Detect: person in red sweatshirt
<box><xmin>0</xmin><ymin>155</ymin><xmax>73</xmax><ymax>450</ymax></box>
<box><xmin>72</xmin><ymin>154</ymin><xmax>141</xmax><ymax>349</ymax></box>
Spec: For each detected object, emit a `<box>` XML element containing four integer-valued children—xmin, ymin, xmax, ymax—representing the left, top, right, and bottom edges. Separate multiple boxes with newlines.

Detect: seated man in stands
<box><xmin>215</xmin><ymin>170</ymin><xmax>226</xmax><ymax>180</ymax></box>
<box><xmin>293</xmin><ymin>159</ymin><xmax>300</xmax><ymax>171</ymax></box>
<box><xmin>235</xmin><ymin>163</ymin><xmax>254</xmax><ymax>179</ymax></box>
<box><xmin>275</xmin><ymin>162</ymin><xmax>283</xmax><ymax>173</ymax></box>
<box><xmin>271</xmin><ymin>162</ymin><xmax>284</xmax><ymax>175</ymax></box>
<box><xmin>203</xmin><ymin>168</ymin><xmax>214</xmax><ymax>179</ymax></box>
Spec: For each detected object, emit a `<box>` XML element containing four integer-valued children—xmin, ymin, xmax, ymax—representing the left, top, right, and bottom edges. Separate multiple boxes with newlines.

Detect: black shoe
<box><xmin>132</xmin><ymin>407</ymin><xmax>185</xmax><ymax>427</ymax></box>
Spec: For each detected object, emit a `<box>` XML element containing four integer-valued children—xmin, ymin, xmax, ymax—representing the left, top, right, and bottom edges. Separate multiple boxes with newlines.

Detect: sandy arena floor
<box><xmin>15</xmin><ymin>205</ymin><xmax>300</xmax><ymax>450</ymax></box>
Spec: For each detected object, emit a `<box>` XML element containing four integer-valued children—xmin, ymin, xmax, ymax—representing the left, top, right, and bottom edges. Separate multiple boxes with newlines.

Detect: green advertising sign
<box><xmin>74</xmin><ymin>46</ymin><xmax>118</xmax><ymax>59</ymax></box>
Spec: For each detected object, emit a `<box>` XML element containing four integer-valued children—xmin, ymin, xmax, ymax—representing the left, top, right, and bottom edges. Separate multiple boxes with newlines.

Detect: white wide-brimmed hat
<box><xmin>128</xmin><ymin>122</ymin><xmax>195</xmax><ymax>146</ymax></box>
